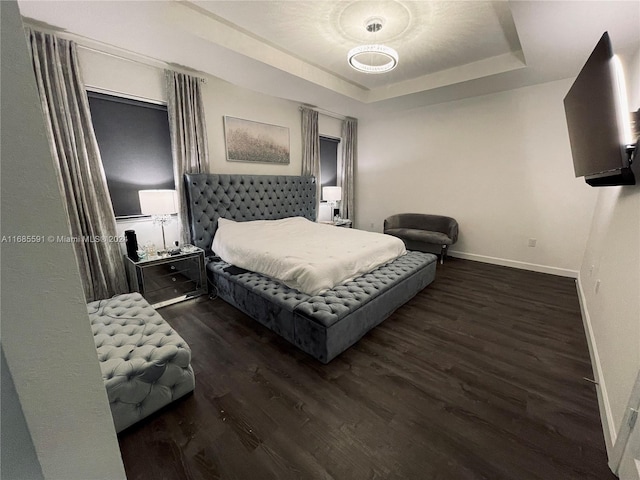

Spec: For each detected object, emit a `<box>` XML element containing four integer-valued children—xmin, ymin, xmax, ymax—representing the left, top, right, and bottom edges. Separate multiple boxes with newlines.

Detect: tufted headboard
<box><xmin>184</xmin><ymin>173</ymin><xmax>317</xmax><ymax>254</ymax></box>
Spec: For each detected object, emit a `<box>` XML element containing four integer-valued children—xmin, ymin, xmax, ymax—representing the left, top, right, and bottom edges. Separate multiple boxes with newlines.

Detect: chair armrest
<box><xmin>384</xmin><ymin>215</ymin><xmax>401</xmax><ymax>232</ymax></box>
<box><xmin>447</xmin><ymin>219</ymin><xmax>459</xmax><ymax>244</ymax></box>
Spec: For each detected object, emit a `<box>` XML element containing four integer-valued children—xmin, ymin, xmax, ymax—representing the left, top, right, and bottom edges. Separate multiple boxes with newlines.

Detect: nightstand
<box><xmin>124</xmin><ymin>248</ymin><xmax>207</xmax><ymax>308</ymax></box>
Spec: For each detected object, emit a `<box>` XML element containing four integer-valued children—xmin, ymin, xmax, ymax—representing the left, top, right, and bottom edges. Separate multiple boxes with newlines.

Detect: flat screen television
<box><xmin>563</xmin><ymin>32</ymin><xmax>636</xmax><ymax>187</ymax></box>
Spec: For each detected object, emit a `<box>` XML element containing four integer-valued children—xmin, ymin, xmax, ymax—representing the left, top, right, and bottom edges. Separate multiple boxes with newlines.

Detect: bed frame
<box><xmin>184</xmin><ymin>173</ymin><xmax>437</xmax><ymax>363</ymax></box>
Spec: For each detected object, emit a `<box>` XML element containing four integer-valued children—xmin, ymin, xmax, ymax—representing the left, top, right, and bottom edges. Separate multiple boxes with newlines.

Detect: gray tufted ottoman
<box><xmin>87</xmin><ymin>293</ymin><xmax>195</xmax><ymax>432</ymax></box>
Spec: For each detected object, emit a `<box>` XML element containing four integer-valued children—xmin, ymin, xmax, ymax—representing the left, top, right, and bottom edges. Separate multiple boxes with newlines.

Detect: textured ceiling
<box><xmin>17</xmin><ymin>1</ymin><xmax>640</xmax><ymax>116</ymax></box>
<box><xmin>191</xmin><ymin>1</ymin><xmax>524</xmax><ymax>90</ymax></box>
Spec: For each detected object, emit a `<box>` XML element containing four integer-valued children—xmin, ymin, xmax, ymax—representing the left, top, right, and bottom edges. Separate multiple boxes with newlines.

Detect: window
<box><xmin>320</xmin><ymin>136</ymin><xmax>340</xmax><ymax>187</ymax></box>
<box><xmin>87</xmin><ymin>91</ymin><xmax>174</xmax><ymax>218</ymax></box>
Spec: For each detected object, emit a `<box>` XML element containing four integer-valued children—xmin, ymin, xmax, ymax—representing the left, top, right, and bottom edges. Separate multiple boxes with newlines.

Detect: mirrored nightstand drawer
<box><xmin>124</xmin><ymin>248</ymin><xmax>206</xmax><ymax>308</ymax></box>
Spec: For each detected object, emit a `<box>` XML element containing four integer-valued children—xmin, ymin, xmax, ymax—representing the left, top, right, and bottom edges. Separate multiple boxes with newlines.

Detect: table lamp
<box><xmin>139</xmin><ymin>189</ymin><xmax>178</xmax><ymax>255</ymax></box>
<box><xmin>322</xmin><ymin>186</ymin><xmax>342</xmax><ymax>221</ymax></box>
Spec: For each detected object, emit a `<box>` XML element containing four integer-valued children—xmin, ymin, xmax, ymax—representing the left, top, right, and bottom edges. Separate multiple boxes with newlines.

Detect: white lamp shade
<box><xmin>139</xmin><ymin>189</ymin><xmax>178</xmax><ymax>215</ymax></box>
<box><xmin>322</xmin><ymin>186</ymin><xmax>342</xmax><ymax>202</ymax></box>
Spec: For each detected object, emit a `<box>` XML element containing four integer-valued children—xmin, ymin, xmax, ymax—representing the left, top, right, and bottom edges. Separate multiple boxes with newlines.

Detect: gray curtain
<box><xmin>166</xmin><ymin>70</ymin><xmax>209</xmax><ymax>245</ymax></box>
<box><xmin>300</xmin><ymin>107</ymin><xmax>320</xmax><ymax>213</ymax></box>
<box><xmin>340</xmin><ymin>117</ymin><xmax>357</xmax><ymax>222</ymax></box>
<box><xmin>27</xmin><ymin>29</ymin><xmax>128</xmax><ymax>302</ymax></box>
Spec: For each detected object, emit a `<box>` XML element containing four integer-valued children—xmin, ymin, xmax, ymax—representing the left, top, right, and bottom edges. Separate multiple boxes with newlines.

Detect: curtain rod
<box><xmin>299</xmin><ymin>105</ymin><xmax>347</xmax><ymax>121</ymax></box>
<box><xmin>23</xmin><ymin>20</ymin><xmax>207</xmax><ymax>83</ymax></box>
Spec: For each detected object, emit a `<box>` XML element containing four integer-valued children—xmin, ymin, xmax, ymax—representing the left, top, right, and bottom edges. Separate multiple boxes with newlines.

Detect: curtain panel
<box><xmin>165</xmin><ymin>70</ymin><xmax>209</xmax><ymax>245</ymax></box>
<box><xmin>27</xmin><ymin>29</ymin><xmax>128</xmax><ymax>302</ymax></box>
<box><xmin>340</xmin><ymin>117</ymin><xmax>357</xmax><ymax>222</ymax></box>
<box><xmin>300</xmin><ymin>107</ymin><xmax>320</xmax><ymax>214</ymax></box>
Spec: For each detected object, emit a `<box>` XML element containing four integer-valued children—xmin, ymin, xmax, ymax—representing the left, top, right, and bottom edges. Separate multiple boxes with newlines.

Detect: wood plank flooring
<box><xmin>118</xmin><ymin>258</ymin><xmax>614</xmax><ymax>480</ymax></box>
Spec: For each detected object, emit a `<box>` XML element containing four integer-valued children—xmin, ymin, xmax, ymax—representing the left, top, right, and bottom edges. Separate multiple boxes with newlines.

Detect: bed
<box><xmin>184</xmin><ymin>173</ymin><xmax>437</xmax><ymax>363</ymax></box>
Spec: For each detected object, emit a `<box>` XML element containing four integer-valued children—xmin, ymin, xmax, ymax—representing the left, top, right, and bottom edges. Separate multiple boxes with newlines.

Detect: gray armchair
<box><xmin>384</xmin><ymin>213</ymin><xmax>459</xmax><ymax>264</ymax></box>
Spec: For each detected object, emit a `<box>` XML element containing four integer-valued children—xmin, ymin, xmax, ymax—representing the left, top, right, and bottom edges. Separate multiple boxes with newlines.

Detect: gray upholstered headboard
<box><xmin>184</xmin><ymin>173</ymin><xmax>317</xmax><ymax>254</ymax></box>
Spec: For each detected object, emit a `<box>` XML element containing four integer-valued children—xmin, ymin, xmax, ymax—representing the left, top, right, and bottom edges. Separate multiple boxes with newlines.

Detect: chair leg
<box><xmin>441</xmin><ymin>245</ymin><xmax>447</xmax><ymax>264</ymax></box>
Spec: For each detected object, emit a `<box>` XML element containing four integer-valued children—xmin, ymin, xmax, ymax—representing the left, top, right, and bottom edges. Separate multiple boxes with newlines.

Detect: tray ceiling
<box><xmin>17</xmin><ymin>1</ymin><xmax>640</xmax><ymax>115</ymax></box>
<box><xmin>190</xmin><ymin>1</ymin><xmax>524</xmax><ymax>91</ymax></box>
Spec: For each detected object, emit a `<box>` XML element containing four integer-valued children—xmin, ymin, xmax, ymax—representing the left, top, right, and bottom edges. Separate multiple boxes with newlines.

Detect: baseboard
<box><xmin>448</xmin><ymin>251</ymin><xmax>579</xmax><ymax>278</ymax></box>
<box><xmin>576</xmin><ymin>276</ymin><xmax>617</xmax><ymax>456</ymax></box>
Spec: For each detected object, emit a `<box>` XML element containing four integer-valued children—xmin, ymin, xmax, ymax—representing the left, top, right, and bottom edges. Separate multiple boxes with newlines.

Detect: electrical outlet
<box><xmin>528</xmin><ymin>238</ymin><xmax>537</xmax><ymax>247</ymax></box>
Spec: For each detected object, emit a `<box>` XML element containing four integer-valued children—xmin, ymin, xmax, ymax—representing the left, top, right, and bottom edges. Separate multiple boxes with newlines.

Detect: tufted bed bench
<box><xmin>211</xmin><ymin>250</ymin><xmax>437</xmax><ymax>363</ymax></box>
<box><xmin>87</xmin><ymin>293</ymin><xmax>195</xmax><ymax>432</ymax></box>
<box><xmin>185</xmin><ymin>173</ymin><xmax>438</xmax><ymax>363</ymax></box>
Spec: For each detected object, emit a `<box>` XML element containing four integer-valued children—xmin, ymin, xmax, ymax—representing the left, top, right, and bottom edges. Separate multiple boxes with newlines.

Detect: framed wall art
<box><xmin>224</xmin><ymin>116</ymin><xmax>290</xmax><ymax>164</ymax></box>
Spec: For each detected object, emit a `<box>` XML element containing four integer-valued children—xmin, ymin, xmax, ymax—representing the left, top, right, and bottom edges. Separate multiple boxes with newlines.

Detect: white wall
<box><xmin>358</xmin><ymin>79</ymin><xmax>597</xmax><ymax>276</ymax></box>
<box><xmin>319</xmin><ymin>114</ymin><xmax>343</xmax><ymax>139</ymax></box>
<box><xmin>1</xmin><ymin>347</ymin><xmax>43</xmax><ymax>479</ymax></box>
<box><xmin>578</xmin><ymin>45</ymin><xmax>640</xmax><ymax>456</ymax></box>
<box><xmin>1</xmin><ymin>2</ymin><xmax>126</xmax><ymax>478</ymax></box>
<box><xmin>204</xmin><ymin>77</ymin><xmax>302</xmax><ymax>175</ymax></box>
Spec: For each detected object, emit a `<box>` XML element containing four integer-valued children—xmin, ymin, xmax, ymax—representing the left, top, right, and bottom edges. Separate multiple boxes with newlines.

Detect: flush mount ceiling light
<box><xmin>347</xmin><ymin>18</ymin><xmax>399</xmax><ymax>74</ymax></box>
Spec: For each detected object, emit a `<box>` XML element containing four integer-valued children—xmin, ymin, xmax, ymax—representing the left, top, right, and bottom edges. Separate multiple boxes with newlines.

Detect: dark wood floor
<box><xmin>119</xmin><ymin>258</ymin><xmax>614</xmax><ymax>480</ymax></box>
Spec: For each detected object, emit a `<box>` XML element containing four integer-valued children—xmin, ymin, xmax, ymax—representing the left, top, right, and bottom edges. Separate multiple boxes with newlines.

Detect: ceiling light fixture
<box><xmin>347</xmin><ymin>18</ymin><xmax>398</xmax><ymax>74</ymax></box>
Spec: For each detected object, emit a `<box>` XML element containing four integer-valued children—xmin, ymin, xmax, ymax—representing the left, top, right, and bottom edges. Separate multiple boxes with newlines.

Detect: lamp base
<box><xmin>152</xmin><ymin>219</ymin><xmax>171</xmax><ymax>256</ymax></box>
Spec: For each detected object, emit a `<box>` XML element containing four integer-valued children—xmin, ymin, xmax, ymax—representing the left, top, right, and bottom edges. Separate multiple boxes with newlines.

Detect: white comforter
<box><xmin>212</xmin><ymin>217</ymin><xmax>406</xmax><ymax>296</ymax></box>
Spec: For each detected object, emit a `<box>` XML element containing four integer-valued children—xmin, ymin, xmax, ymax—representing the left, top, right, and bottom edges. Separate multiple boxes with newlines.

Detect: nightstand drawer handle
<box><xmin>172</xmin><ymin>277</ymin><xmax>177</xmax><ymax>282</ymax></box>
<box><xmin>170</xmin><ymin>265</ymin><xmax>176</xmax><ymax>270</ymax></box>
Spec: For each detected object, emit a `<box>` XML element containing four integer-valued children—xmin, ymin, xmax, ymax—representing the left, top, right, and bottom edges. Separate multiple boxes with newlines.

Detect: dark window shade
<box><xmin>87</xmin><ymin>91</ymin><xmax>174</xmax><ymax>218</ymax></box>
<box><xmin>320</xmin><ymin>136</ymin><xmax>339</xmax><ymax>187</ymax></box>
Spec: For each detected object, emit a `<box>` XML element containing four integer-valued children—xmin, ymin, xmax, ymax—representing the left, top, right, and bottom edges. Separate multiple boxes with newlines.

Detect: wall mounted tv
<box><xmin>563</xmin><ymin>32</ymin><xmax>637</xmax><ymax>187</ymax></box>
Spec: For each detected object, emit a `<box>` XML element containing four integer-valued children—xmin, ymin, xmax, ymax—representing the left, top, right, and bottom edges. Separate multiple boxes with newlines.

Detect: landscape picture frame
<box><xmin>224</xmin><ymin>116</ymin><xmax>290</xmax><ymax>165</ymax></box>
